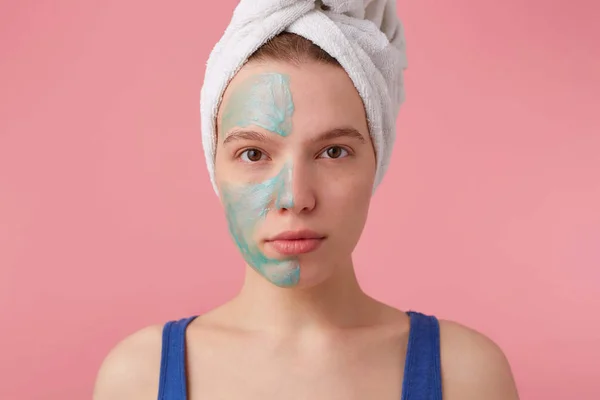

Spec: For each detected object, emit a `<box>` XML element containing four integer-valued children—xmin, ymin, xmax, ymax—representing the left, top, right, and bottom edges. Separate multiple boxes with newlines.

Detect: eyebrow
<box><xmin>312</xmin><ymin>127</ymin><xmax>366</xmax><ymax>144</ymax></box>
<box><xmin>223</xmin><ymin>130</ymin><xmax>269</xmax><ymax>145</ymax></box>
<box><xmin>223</xmin><ymin>127</ymin><xmax>366</xmax><ymax>145</ymax></box>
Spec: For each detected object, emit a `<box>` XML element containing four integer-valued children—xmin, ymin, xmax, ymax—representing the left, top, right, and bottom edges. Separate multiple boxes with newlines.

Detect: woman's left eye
<box><xmin>319</xmin><ymin>146</ymin><xmax>349</xmax><ymax>159</ymax></box>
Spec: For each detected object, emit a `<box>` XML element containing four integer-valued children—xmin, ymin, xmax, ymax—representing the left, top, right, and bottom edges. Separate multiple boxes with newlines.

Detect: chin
<box><xmin>292</xmin><ymin>258</ymin><xmax>338</xmax><ymax>289</ymax></box>
<box><xmin>255</xmin><ymin>258</ymin><xmax>332</xmax><ymax>289</ymax></box>
<box><xmin>254</xmin><ymin>242</ymin><xmax>347</xmax><ymax>289</ymax></box>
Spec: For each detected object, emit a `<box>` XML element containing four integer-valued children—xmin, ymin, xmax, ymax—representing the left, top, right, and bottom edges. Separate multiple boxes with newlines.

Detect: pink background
<box><xmin>1</xmin><ymin>1</ymin><xmax>599</xmax><ymax>398</ymax></box>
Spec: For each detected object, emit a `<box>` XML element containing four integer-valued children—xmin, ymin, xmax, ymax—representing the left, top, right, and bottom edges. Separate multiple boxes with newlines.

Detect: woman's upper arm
<box><xmin>439</xmin><ymin>320</ymin><xmax>520</xmax><ymax>400</ymax></box>
<box><xmin>93</xmin><ymin>324</ymin><xmax>164</xmax><ymax>400</ymax></box>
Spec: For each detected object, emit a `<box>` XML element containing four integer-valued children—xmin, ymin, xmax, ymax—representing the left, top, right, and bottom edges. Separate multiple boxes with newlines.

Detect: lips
<box><xmin>265</xmin><ymin>230</ymin><xmax>326</xmax><ymax>255</ymax></box>
<box><xmin>267</xmin><ymin>229</ymin><xmax>324</xmax><ymax>241</ymax></box>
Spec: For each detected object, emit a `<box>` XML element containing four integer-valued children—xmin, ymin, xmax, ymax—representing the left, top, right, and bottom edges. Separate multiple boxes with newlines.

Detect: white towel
<box><xmin>200</xmin><ymin>0</ymin><xmax>407</xmax><ymax>194</ymax></box>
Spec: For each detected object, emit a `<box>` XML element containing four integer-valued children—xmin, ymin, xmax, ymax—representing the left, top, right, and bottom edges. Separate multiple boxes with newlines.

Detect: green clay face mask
<box><xmin>220</xmin><ymin>72</ymin><xmax>300</xmax><ymax>287</ymax></box>
<box><xmin>221</xmin><ymin>72</ymin><xmax>294</xmax><ymax>137</ymax></box>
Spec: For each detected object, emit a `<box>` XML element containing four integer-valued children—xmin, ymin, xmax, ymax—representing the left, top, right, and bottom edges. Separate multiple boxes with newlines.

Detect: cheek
<box><xmin>322</xmin><ymin>175</ymin><xmax>372</xmax><ymax>224</ymax></box>
<box><xmin>220</xmin><ymin>163</ymin><xmax>294</xmax><ymax>237</ymax></box>
<box><xmin>222</xmin><ymin>182</ymin><xmax>271</xmax><ymax>232</ymax></box>
<box><xmin>322</xmin><ymin>186</ymin><xmax>371</xmax><ymax>255</ymax></box>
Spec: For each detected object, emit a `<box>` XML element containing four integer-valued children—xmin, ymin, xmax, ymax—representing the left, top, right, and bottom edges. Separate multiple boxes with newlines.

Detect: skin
<box><xmin>93</xmin><ymin>60</ymin><xmax>520</xmax><ymax>399</ymax></box>
<box><xmin>218</xmin><ymin>72</ymin><xmax>301</xmax><ymax>287</ymax></box>
<box><xmin>215</xmin><ymin>62</ymin><xmax>376</xmax><ymax>293</ymax></box>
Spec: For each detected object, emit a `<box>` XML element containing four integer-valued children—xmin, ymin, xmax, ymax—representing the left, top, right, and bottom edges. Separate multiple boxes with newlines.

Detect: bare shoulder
<box><xmin>93</xmin><ymin>324</ymin><xmax>164</xmax><ymax>400</ymax></box>
<box><xmin>438</xmin><ymin>319</ymin><xmax>520</xmax><ymax>400</ymax></box>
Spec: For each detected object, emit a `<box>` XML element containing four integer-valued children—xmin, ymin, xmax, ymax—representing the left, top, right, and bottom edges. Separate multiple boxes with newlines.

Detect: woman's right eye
<box><xmin>239</xmin><ymin>148</ymin><xmax>265</xmax><ymax>162</ymax></box>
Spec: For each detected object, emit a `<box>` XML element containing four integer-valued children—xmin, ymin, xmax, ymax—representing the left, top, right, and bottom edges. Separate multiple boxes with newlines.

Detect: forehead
<box><xmin>217</xmin><ymin>61</ymin><xmax>368</xmax><ymax>139</ymax></box>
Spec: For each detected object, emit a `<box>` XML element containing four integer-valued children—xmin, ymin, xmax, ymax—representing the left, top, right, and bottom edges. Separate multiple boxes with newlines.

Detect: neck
<box><xmin>228</xmin><ymin>256</ymin><xmax>384</xmax><ymax>335</ymax></box>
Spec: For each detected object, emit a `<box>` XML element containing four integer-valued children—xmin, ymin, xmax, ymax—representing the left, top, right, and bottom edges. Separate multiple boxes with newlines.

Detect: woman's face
<box><xmin>214</xmin><ymin>60</ymin><xmax>376</xmax><ymax>288</ymax></box>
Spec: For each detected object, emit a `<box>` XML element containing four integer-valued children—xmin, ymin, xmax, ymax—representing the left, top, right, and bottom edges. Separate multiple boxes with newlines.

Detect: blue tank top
<box><xmin>157</xmin><ymin>310</ymin><xmax>442</xmax><ymax>400</ymax></box>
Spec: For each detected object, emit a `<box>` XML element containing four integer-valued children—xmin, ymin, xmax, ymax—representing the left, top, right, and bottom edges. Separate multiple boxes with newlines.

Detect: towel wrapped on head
<box><xmin>200</xmin><ymin>0</ymin><xmax>408</xmax><ymax>194</ymax></box>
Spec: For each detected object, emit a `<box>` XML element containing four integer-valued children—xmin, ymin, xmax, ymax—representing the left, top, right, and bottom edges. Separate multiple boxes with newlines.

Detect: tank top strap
<box><xmin>156</xmin><ymin>312</ymin><xmax>440</xmax><ymax>399</ymax></box>
<box><xmin>401</xmin><ymin>311</ymin><xmax>443</xmax><ymax>400</ymax></box>
<box><xmin>157</xmin><ymin>316</ymin><xmax>198</xmax><ymax>400</ymax></box>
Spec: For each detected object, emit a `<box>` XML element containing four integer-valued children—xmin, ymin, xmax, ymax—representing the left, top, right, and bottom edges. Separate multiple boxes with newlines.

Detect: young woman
<box><xmin>94</xmin><ymin>3</ymin><xmax>520</xmax><ymax>400</ymax></box>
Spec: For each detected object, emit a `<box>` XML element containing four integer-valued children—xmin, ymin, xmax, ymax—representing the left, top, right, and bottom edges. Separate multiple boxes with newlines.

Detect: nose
<box><xmin>273</xmin><ymin>161</ymin><xmax>316</xmax><ymax>214</ymax></box>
